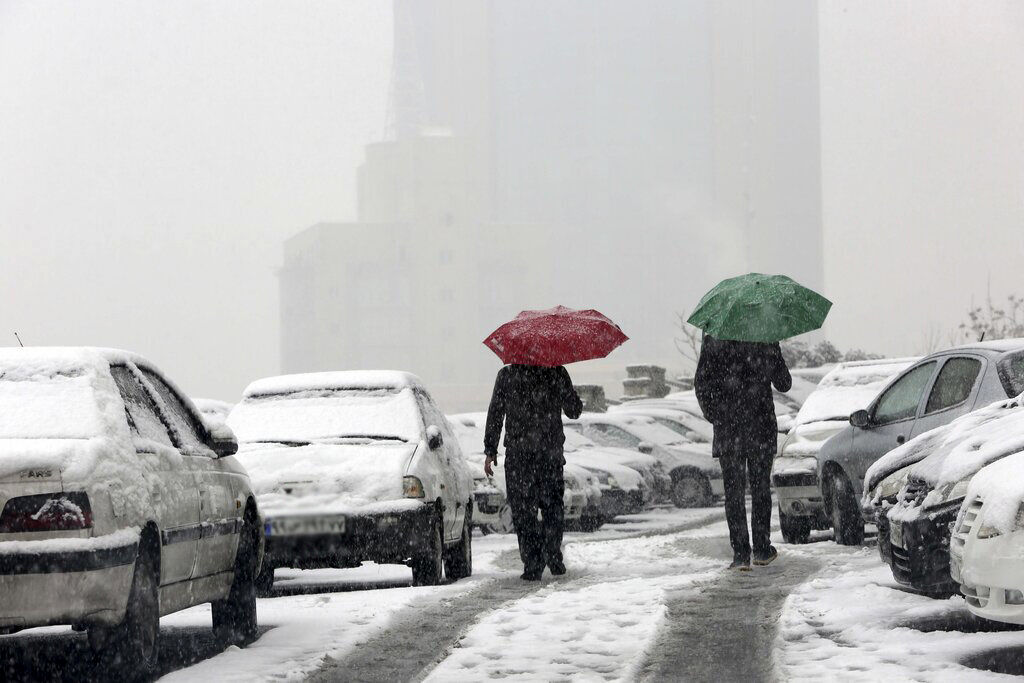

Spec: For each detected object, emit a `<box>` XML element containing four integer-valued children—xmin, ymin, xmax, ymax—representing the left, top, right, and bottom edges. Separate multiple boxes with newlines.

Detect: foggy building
<box><xmin>281</xmin><ymin>0</ymin><xmax>824</xmax><ymax>410</ymax></box>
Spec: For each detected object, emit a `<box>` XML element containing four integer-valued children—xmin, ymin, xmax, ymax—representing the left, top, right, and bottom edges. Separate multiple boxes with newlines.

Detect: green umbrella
<box><xmin>687</xmin><ymin>273</ymin><xmax>832</xmax><ymax>343</ymax></box>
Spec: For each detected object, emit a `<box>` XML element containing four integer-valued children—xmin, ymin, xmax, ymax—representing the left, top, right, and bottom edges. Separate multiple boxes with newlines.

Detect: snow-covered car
<box><xmin>447</xmin><ymin>416</ymin><xmax>513</xmax><ymax>534</ymax></box>
<box><xmin>228</xmin><ymin>371</ymin><xmax>474</xmax><ymax>590</ymax></box>
<box><xmin>863</xmin><ymin>394</ymin><xmax>1024</xmax><ymax>594</ymax></box>
<box><xmin>0</xmin><ymin>348</ymin><xmax>260</xmax><ymax>676</ymax></box>
<box><xmin>568</xmin><ymin>413</ymin><xmax>723</xmax><ymax>508</ymax></box>
<box><xmin>562</xmin><ymin>464</ymin><xmax>589</xmax><ymax>524</ymax></box>
<box><xmin>773</xmin><ymin>357</ymin><xmax>917</xmax><ymax>543</ymax></box>
<box><xmin>563</xmin><ymin>464</ymin><xmax>604</xmax><ymax>532</ymax></box>
<box><xmin>562</xmin><ymin>429</ymin><xmax>648</xmax><ymax>518</ymax></box>
<box><xmin>192</xmin><ymin>397</ymin><xmax>235</xmax><ymax>424</ymax></box>
<box><xmin>820</xmin><ymin>339</ymin><xmax>1024</xmax><ymax>546</ymax></box>
<box><xmin>952</xmin><ymin>448</ymin><xmax>1024</xmax><ymax>623</ymax></box>
<box><xmin>610</xmin><ymin>403</ymin><xmax>714</xmax><ymax>444</ymax></box>
<box><xmin>660</xmin><ymin>390</ymin><xmax>804</xmax><ymax>449</ymax></box>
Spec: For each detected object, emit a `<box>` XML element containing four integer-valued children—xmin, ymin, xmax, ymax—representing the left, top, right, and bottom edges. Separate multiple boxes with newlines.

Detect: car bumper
<box><xmin>953</xmin><ymin>529</ymin><xmax>1024</xmax><ymax>624</ymax></box>
<box><xmin>263</xmin><ymin>504</ymin><xmax>435</xmax><ymax>570</ymax></box>
<box><xmin>601</xmin><ymin>489</ymin><xmax>645</xmax><ymax>516</ymax></box>
<box><xmin>878</xmin><ymin>504</ymin><xmax>960</xmax><ymax>593</ymax></box>
<box><xmin>0</xmin><ymin>539</ymin><xmax>137</xmax><ymax>631</ymax></box>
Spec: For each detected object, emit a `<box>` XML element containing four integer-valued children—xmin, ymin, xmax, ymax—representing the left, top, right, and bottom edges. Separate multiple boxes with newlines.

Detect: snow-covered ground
<box><xmin>6</xmin><ymin>506</ymin><xmax>1024</xmax><ymax>681</ymax></box>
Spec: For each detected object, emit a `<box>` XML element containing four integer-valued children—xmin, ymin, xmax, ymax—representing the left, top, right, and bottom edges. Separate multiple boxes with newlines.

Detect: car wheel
<box><xmin>92</xmin><ymin>532</ymin><xmax>160</xmax><ymax>678</ymax></box>
<box><xmin>485</xmin><ymin>504</ymin><xmax>515</xmax><ymax>534</ymax></box>
<box><xmin>443</xmin><ymin>514</ymin><xmax>473</xmax><ymax>581</ymax></box>
<box><xmin>411</xmin><ymin>513</ymin><xmax>444</xmax><ymax>586</ymax></box>
<box><xmin>671</xmin><ymin>472</ymin><xmax>713</xmax><ymax>508</ymax></box>
<box><xmin>579</xmin><ymin>512</ymin><xmax>605</xmax><ymax>532</ymax></box>
<box><xmin>212</xmin><ymin>512</ymin><xmax>260</xmax><ymax>646</ymax></box>
<box><xmin>255</xmin><ymin>561</ymin><xmax>275</xmax><ymax>598</ymax></box>
<box><xmin>779</xmin><ymin>505</ymin><xmax>811</xmax><ymax>544</ymax></box>
<box><xmin>830</xmin><ymin>475</ymin><xmax>865</xmax><ymax>546</ymax></box>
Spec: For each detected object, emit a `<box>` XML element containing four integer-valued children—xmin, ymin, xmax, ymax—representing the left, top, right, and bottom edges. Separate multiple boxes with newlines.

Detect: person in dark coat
<box><xmin>694</xmin><ymin>334</ymin><xmax>792</xmax><ymax>569</ymax></box>
<box><xmin>484</xmin><ymin>364</ymin><xmax>583</xmax><ymax>580</ymax></box>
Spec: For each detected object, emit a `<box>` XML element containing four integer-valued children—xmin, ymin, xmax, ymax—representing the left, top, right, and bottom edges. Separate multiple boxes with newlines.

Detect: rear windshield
<box><xmin>0</xmin><ymin>368</ymin><xmax>105</xmax><ymax>439</ymax></box>
<box><xmin>998</xmin><ymin>351</ymin><xmax>1024</xmax><ymax>397</ymax></box>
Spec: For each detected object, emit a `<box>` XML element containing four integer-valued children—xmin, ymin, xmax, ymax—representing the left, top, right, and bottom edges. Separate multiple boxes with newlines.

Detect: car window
<box><xmin>110</xmin><ymin>366</ymin><xmax>174</xmax><ymax>449</ymax></box>
<box><xmin>872</xmin><ymin>361</ymin><xmax>936</xmax><ymax>425</ymax></box>
<box><xmin>414</xmin><ymin>388</ymin><xmax>450</xmax><ymax>442</ymax></box>
<box><xmin>924</xmin><ymin>357</ymin><xmax>982</xmax><ymax>414</ymax></box>
<box><xmin>142</xmin><ymin>369</ymin><xmax>213</xmax><ymax>456</ymax></box>
<box><xmin>587</xmin><ymin>423</ymin><xmax>641</xmax><ymax>449</ymax></box>
<box><xmin>997</xmin><ymin>351</ymin><xmax>1024</xmax><ymax>397</ymax></box>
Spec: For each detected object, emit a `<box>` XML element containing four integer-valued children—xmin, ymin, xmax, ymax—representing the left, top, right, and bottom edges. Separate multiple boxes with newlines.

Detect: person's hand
<box><xmin>484</xmin><ymin>456</ymin><xmax>496</xmax><ymax>477</ymax></box>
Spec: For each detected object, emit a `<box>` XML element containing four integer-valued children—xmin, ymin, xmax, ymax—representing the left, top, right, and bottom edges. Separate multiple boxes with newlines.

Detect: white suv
<box><xmin>228</xmin><ymin>371</ymin><xmax>474</xmax><ymax>590</ymax></box>
<box><xmin>0</xmin><ymin>348</ymin><xmax>260</xmax><ymax>676</ymax></box>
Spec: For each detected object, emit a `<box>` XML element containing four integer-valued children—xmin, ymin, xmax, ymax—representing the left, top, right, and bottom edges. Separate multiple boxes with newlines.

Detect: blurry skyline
<box><xmin>2</xmin><ymin>1</ymin><xmax>1024</xmax><ymax>404</ymax></box>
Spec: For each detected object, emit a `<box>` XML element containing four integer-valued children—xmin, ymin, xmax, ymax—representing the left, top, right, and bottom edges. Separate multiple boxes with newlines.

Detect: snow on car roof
<box><xmin>943</xmin><ymin>338</ymin><xmax>1024</xmax><ymax>355</ymax></box>
<box><xmin>864</xmin><ymin>394</ymin><xmax>1024</xmax><ymax>493</ymax></box>
<box><xmin>243</xmin><ymin>370</ymin><xmax>425</xmax><ymax>398</ymax></box>
<box><xmin>794</xmin><ymin>357</ymin><xmax>918</xmax><ymax>427</ymax></box>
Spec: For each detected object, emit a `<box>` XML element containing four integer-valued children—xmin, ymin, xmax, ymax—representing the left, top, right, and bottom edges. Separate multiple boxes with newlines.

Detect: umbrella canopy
<box><xmin>484</xmin><ymin>305</ymin><xmax>628</xmax><ymax>367</ymax></box>
<box><xmin>687</xmin><ymin>273</ymin><xmax>831</xmax><ymax>343</ymax></box>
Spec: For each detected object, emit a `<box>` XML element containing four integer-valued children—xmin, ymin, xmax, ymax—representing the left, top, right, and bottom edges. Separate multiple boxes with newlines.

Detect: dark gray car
<box><xmin>816</xmin><ymin>339</ymin><xmax>1024</xmax><ymax>545</ymax></box>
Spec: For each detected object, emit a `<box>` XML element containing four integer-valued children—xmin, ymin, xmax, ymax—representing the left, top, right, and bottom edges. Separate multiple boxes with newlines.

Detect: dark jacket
<box><xmin>694</xmin><ymin>335</ymin><xmax>792</xmax><ymax>458</ymax></box>
<box><xmin>484</xmin><ymin>364</ymin><xmax>583</xmax><ymax>460</ymax></box>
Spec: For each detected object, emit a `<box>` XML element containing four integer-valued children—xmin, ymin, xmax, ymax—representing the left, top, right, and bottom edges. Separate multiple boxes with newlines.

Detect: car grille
<box><xmin>890</xmin><ymin>544</ymin><xmax>913</xmax><ymax>582</ymax></box>
<box><xmin>900</xmin><ymin>478</ymin><xmax>930</xmax><ymax>506</ymax></box>
<box><xmin>772</xmin><ymin>472</ymin><xmax>817</xmax><ymax>488</ymax></box>
<box><xmin>952</xmin><ymin>498</ymin><xmax>983</xmax><ymax>553</ymax></box>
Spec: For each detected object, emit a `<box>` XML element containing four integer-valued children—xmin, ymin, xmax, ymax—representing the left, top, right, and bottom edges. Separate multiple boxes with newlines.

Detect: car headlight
<box><xmin>934</xmin><ymin>478</ymin><xmax>971</xmax><ymax>506</ymax></box>
<box><xmin>981</xmin><ymin>502</ymin><xmax>1024</xmax><ymax>539</ymax></box>
<box><xmin>607</xmin><ymin>476</ymin><xmax>618</xmax><ymax>488</ymax></box>
<box><xmin>403</xmin><ymin>476</ymin><xmax>425</xmax><ymax>498</ymax></box>
<box><xmin>876</xmin><ymin>469</ymin><xmax>909</xmax><ymax>501</ymax></box>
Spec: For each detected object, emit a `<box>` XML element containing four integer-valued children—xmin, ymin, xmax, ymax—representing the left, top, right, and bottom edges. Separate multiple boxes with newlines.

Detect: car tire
<box><xmin>579</xmin><ymin>512</ymin><xmax>605</xmax><ymax>532</ymax></box>
<box><xmin>485</xmin><ymin>504</ymin><xmax>515</xmax><ymax>534</ymax></box>
<box><xmin>444</xmin><ymin>514</ymin><xmax>473</xmax><ymax>581</ymax></box>
<box><xmin>255</xmin><ymin>562</ymin><xmax>275</xmax><ymax>598</ymax></box>
<box><xmin>411</xmin><ymin>513</ymin><xmax>444</xmax><ymax>586</ymax></box>
<box><xmin>779</xmin><ymin>505</ymin><xmax>811</xmax><ymax>544</ymax></box>
<box><xmin>92</xmin><ymin>533</ymin><xmax>160</xmax><ymax>679</ymax></box>
<box><xmin>830</xmin><ymin>475</ymin><xmax>865</xmax><ymax>546</ymax></box>
<box><xmin>212</xmin><ymin>512</ymin><xmax>260</xmax><ymax>646</ymax></box>
<box><xmin>671</xmin><ymin>471</ymin><xmax>713</xmax><ymax>508</ymax></box>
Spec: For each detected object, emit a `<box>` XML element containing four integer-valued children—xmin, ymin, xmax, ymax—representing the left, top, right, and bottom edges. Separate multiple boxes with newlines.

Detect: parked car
<box><xmin>562</xmin><ymin>463</ymin><xmax>590</xmax><ymax>526</ymax></box>
<box><xmin>447</xmin><ymin>415</ymin><xmax>513</xmax><ymax>535</ymax></box>
<box><xmin>818</xmin><ymin>339</ymin><xmax>1024</xmax><ymax>545</ymax></box>
<box><xmin>952</xmin><ymin>446</ymin><xmax>1024</xmax><ymax>623</ymax></box>
<box><xmin>610</xmin><ymin>403</ymin><xmax>714</xmax><ymax>444</ymax></box>
<box><xmin>0</xmin><ymin>347</ymin><xmax>259</xmax><ymax>676</ymax></box>
<box><xmin>564</xmin><ymin>464</ymin><xmax>605</xmax><ymax>532</ymax></box>
<box><xmin>568</xmin><ymin>413</ymin><xmax>723</xmax><ymax>507</ymax></box>
<box><xmin>773</xmin><ymin>357</ymin><xmax>917</xmax><ymax>543</ymax></box>
<box><xmin>662</xmin><ymin>390</ymin><xmax>803</xmax><ymax>448</ymax></box>
<box><xmin>192</xmin><ymin>397</ymin><xmax>235</xmax><ymax>424</ymax></box>
<box><xmin>864</xmin><ymin>394</ymin><xmax>1024</xmax><ymax>594</ymax></box>
<box><xmin>227</xmin><ymin>371</ymin><xmax>474</xmax><ymax>591</ymax></box>
<box><xmin>562</xmin><ymin>429</ymin><xmax>649</xmax><ymax>518</ymax></box>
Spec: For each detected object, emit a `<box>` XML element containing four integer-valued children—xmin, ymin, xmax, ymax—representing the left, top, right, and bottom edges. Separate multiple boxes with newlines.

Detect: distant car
<box><xmin>952</xmin><ymin>447</ymin><xmax>1024</xmax><ymax>623</ymax></box>
<box><xmin>562</xmin><ymin>429</ymin><xmax>649</xmax><ymax>518</ymax></box>
<box><xmin>0</xmin><ymin>348</ymin><xmax>259</xmax><ymax>677</ymax></box>
<box><xmin>447</xmin><ymin>416</ymin><xmax>513</xmax><ymax>534</ymax></box>
<box><xmin>661</xmin><ymin>390</ymin><xmax>803</xmax><ymax>448</ymax></box>
<box><xmin>819</xmin><ymin>339</ymin><xmax>1024</xmax><ymax>545</ymax></box>
<box><xmin>228</xmin><ymin>371</ymin><xmax>474</xmax><ymax>591</ymax></box>
<box><xmin>610</xmin><ymin>404</ymin><xmax>714</xmax><ymax>444</ymax></box>
<box><xmin>562</xmin><ymin>464</ymin><xmax>589</xmax><ymax>524</ymax></box>
<box><xmin>192</xmin><ymin>397</ymin><xmax>235</xmax><ymax>424</ymax></box>
<box><xmin>773</xmin><ymin>357</ymin><xmax>917</xmax><ymax>543</ymax></box>
<box><xmin>568</xmin><ymin>413</ymin><xmax>723</xmax><ymax>508</ymax></box>
<box><xmin>865</xmin><ymin>395</ymin><xmax>1024</xmax><ymax>594</ymax></box>
<box><xmin>563</xmin><ymin>464</ymin><xmax>605</xmax><ymax>532</ymax></box>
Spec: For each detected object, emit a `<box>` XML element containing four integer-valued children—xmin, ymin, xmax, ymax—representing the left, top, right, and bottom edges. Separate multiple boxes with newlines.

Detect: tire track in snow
<box><xmin>310</xmin><ymin>510</ymin><xmax>726</xmax><ymax>682</ymax></box>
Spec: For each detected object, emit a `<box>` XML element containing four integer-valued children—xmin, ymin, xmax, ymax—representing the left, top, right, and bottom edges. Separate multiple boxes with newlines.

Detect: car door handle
<box><xmin>897</xmin><ymin>435</ymin><xmax>906</xmax><ymax>445</ymax></box>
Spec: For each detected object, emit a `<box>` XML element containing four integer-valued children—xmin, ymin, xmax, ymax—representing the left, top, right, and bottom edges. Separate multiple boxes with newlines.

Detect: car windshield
<box><xmin>998</xmin><ymin>351</ymin><xmax>1024</xmax><ymax>397</ymax></box>
<box><xmin>228</xmin><ymin>387</ymin><xmax>422</xmax><ymax>444</ymax></box>
<box><xmin>0</xmin><ymin>366</ymin><xmax>106</xmax><ymax>440</ymax></box>
<box><xmin>794</xmin><ymin>359</ymin><xmax>914</xmax><ymax>427</ymax></box>
<box><xmin>651</xmin><ymin>417</ymin><xmax>709</xmax><ymax>443</ymax></box>
<box><xmin>624</xmin><ymin>420</ymin><xmax>687</xmax><ymax>446</ymax></box>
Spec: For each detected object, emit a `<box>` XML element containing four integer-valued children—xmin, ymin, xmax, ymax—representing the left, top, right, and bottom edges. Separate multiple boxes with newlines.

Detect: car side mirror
<box><xmin>427</xmin><ymin>425</ymin><xmax>444</xmax><ymax>450</ymax></box>
<box><xmin>850</xmin><ymin>410</ymin><xmax>871</xmax><ymax>429</ymax></box>
<box><xmin>638</xmin><ymin>441</ymin><xmax>655</xmax><ymax>455</ymax></box>
<box><xmin>207</xmin><ymin>421</ymin><xmax>239</xmax><ymax>457</ymax></box>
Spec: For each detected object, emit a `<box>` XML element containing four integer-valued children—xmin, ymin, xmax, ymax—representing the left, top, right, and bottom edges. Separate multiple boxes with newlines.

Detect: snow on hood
<box><xmin>794</xmin><ymin>358</ymin><xmax>917</xmax><ymax>428</ymax></box>
<box><xmin>236</xmin><ymin>442</ymin><xmax>418</xmax><ymax>515</ymax></box>
<box><xmin>864</xmin><ymin>395</ymin><xmax>1024</xmax><ymax>494</ymax></box>
<box><xmin>965</xmin><ymin>450</ymin><xmax>1024</xmax><ymax>535</ymax></box>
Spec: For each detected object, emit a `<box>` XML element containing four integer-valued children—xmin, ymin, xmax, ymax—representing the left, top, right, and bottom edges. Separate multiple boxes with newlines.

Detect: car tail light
<box><xmin>403</xmin><ymin>476</ymin><xmax>425</xmax><ymax>499</ymax></box>
<box><xmin>0</xmin><ymin>492</ymin><xmax>93</xmax><ymax>532</ymax></box>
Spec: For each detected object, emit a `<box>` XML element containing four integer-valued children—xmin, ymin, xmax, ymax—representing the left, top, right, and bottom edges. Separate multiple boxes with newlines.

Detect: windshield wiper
<box><xmin>321</xmin><ymin>434</ymin><xmax>408</xmax><ymax>443</ymax></box>
<box><xmin>252</xmin><ymin>439</ymin><xmax>311</xmax><ymax>447</ymax></box>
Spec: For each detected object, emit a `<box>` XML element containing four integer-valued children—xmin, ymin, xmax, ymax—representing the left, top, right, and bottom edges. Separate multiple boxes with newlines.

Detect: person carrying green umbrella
<box><xmin>690</xmin><ymin>273</ymin><xmax>832</xmax><ymax>570</ymax></box>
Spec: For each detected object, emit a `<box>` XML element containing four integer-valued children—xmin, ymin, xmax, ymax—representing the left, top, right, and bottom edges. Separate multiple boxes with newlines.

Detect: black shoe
<box><xmin>729</xmin><ymin>557</ymin><xmax>751</xmax><ymax>571</ymax></box>
<box><xmin>521</xmin><ymin>569</ymin><xmax>543</xmax><ymax>581</ymax></box>
<box><xmin>753</xmin><ymin>546</ymin><xmax>779</xmax><ymax>566</ymax></box>
<box><xmin>548</xmin><ymin>560</ymin><xmax>567</xmax><ymax>576</ymax></box>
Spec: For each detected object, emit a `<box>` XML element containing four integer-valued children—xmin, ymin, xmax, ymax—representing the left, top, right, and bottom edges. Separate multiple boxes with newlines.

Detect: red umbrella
<box><xmin>484</xmin><ymin>305</ymin><xmax>629</xmax><ymax>367</ymax></box>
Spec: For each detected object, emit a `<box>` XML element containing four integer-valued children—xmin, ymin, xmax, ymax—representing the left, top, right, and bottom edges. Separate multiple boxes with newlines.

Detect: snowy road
<box><xmin>6</xmin><ymin>508</ymin><xmax>1024</xmax><ymax>681</ymax></box>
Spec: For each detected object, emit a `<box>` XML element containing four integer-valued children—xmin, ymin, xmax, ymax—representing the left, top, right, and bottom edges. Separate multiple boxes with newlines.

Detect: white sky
<box><xmin>0</xmin><ymin>1</ymin><xmax>391</xmax><ymax>399</ymax></box>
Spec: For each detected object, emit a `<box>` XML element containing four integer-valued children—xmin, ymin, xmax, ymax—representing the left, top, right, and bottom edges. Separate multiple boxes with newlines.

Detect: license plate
<box><xmin>890</xmin><ymin>522</ymin><xmax>904</xmax><ymax>548</ymax></box>
<box><xmin>267</xmin><ymin>515</ymin><xmax>346</xmax><ymax>536</ymax></box>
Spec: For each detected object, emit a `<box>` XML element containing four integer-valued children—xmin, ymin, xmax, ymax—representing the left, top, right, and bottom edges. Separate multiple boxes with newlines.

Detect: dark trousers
<box><xmin>505</xmin><ymin>453</ymin><xmax>565</xmax><ymax>573</ymax></box>
<box><xmin>719</xmin><ymin>450</ymin><xmax>773</xmax><ymax>560</ymax></box>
